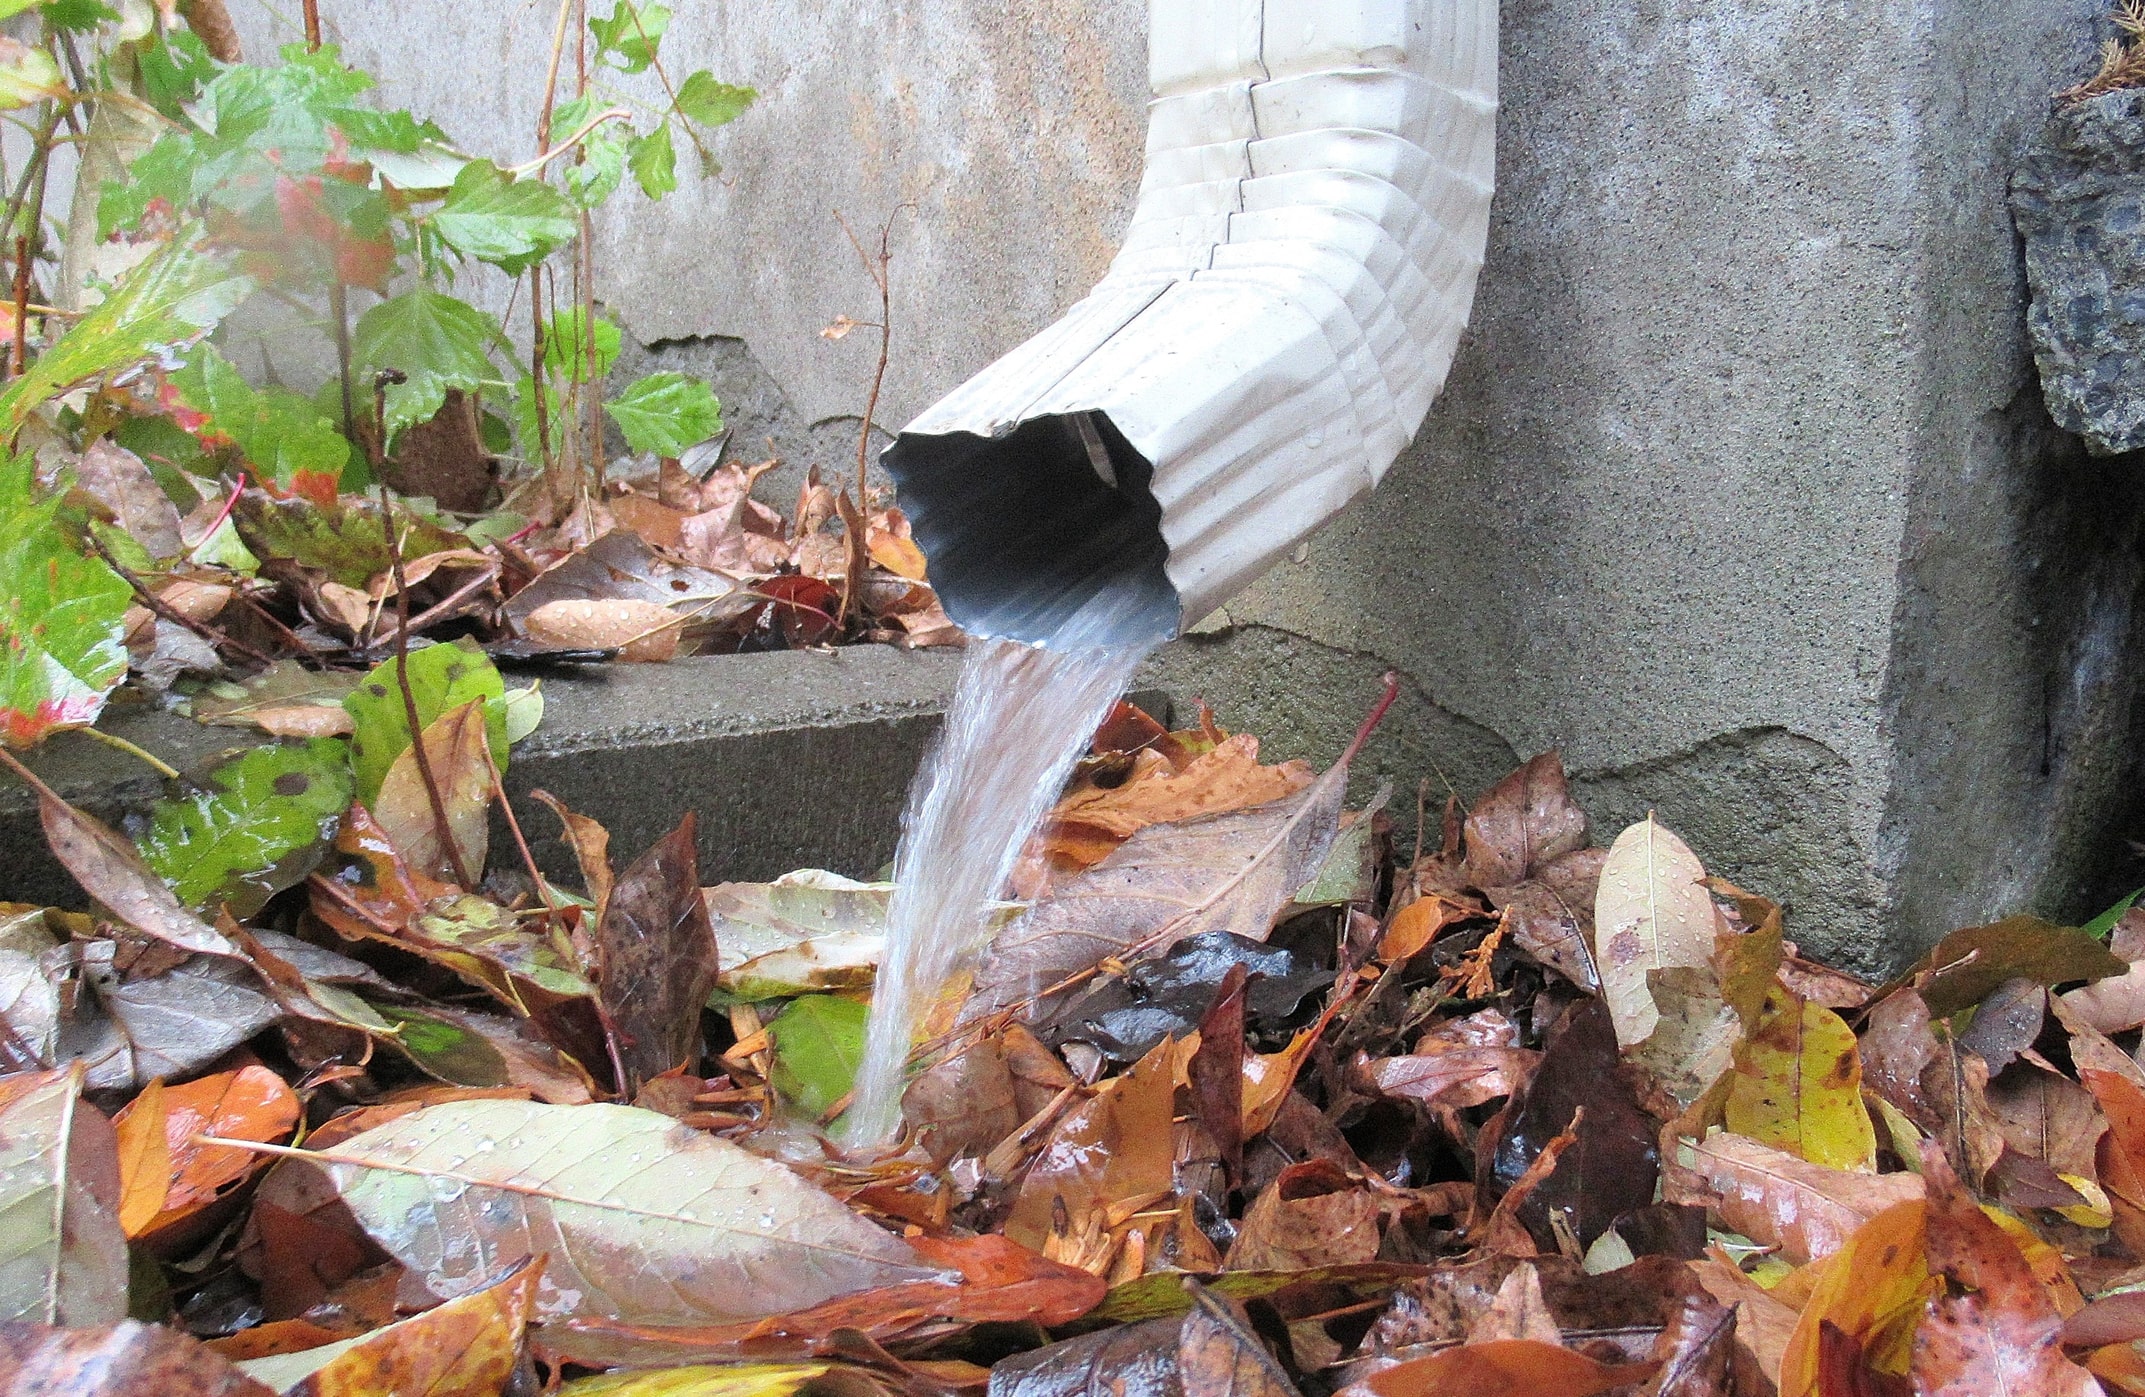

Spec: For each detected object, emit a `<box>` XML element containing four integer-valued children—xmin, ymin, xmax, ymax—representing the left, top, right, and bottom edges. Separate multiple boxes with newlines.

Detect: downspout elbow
<box><xmin>881</xmin><ymin>0</ymin><xmax>1499</xmax><ymax>646</ymax></box>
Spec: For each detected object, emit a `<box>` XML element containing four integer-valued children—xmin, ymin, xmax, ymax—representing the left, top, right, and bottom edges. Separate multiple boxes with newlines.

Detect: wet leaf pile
<box><xmin>6</xmin><ymin>691</ymin><xmax>2145</xmax><ymax>1397</ymax></box>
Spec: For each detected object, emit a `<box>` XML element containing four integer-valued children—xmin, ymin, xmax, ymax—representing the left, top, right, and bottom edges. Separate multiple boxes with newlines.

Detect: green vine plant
<box><xmin>0</xmin><ymin>0</ymin><xmax>753</xmax><ymax>755</ymax></box>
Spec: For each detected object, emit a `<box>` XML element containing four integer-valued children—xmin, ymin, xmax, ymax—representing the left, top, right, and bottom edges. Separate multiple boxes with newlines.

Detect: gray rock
<box><xmin>2014</xmin><ymin>88</ymin><xmax>2145</xmax><ymax>456</ymax></box>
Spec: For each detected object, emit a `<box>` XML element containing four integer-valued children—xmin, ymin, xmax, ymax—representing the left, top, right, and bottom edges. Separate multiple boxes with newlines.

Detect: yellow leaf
<box><xmin>1781</xmin><ymin>1198</ymin><xmax>1933</xmax><ymax>1397</ymax></box>
<box><xmin>1723</xmin><ymin>985</ymin><xmax>1878</xmax><ymax>1172</ymax></box>
<box><xmin>110</xmin><ymin>1077</ymin><xmax>169</xmax><ymax>1237</ymax></box>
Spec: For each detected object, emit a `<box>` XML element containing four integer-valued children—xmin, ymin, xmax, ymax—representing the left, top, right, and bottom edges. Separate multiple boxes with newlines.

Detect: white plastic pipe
<box><xmin>881</xmin><ymin>0</ymin><xmax>1499</xmax><ymax>646</ymax></box>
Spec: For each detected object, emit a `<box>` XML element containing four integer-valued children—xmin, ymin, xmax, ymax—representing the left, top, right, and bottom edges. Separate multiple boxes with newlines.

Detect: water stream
<box><xmin>844</xmin><ymin>615</ymin><xmax>1154</xmax><ymax>1146</ymax></box>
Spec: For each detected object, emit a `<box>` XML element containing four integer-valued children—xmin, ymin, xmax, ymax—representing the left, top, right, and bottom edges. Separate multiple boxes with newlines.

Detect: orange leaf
<box><xmin>1042</xmin><ymin>734</ymin><xmax>1312</xmax><ymax>870</ymax></box>
<box><xmin>136</xmin><ymin>1064</ymin><xmax>300</xmax><ymax>1239</ymax></box>
<box><xmin>1353</xmin><ymin>1339</ymin><xmax>1656</xmax><ymax>1397</ymax></box>
<box><xmin>1003</xmin><ymin>1035</ymin><xmax>1178</xmax><ymax>1258</ymax></box>
<box><xmin>1781</xmin><ymin>1200</ymin><xmax>1931</xmax><ymax>1397</ymax></box>
<box><xmin>111</xmin><ymin>1077</ymin><xmax>171</xmax><ymax>1237</ymax></box>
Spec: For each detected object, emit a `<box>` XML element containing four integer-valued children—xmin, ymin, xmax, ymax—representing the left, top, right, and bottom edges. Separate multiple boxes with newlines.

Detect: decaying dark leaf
<box><xmin>596</xmin><ymin>813</ymin><xmax>721</xmax><ymax>1094</ymax></box>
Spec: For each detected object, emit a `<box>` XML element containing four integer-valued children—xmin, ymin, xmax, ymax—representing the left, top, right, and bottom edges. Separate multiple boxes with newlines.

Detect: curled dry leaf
<box><xmin>304</xmin><ymin>1099</ymin><xmax>939</xmax><ymax>1324</ymax></box>
<box><xmin>115</xmin><ymin>1063</ymin><xmax>300</xmax><ymax>1244</ymax></box>
<box><xmin>36</xmin><ymin>790</ymin><xmax>238</xmax><ymax>956</ymax></box>
<box><xmin>1043</xmin><ymin>734</ymin><xmax>1313</xmax><ymax>870</ymax></box>
<box><xmin>1460</xmin><ymin>751</ymin><xmax>1590</xmax><ymax>888</ymax></box>
<box><xmin>1592</xmin><ymin>815</ymin><xmax>1715</xmax><ymax>1047</ymax></box>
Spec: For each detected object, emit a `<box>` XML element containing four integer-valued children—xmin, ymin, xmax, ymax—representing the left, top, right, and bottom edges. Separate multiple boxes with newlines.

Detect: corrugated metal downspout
<box><xmin>881</xmin><ymin>0</ymin><xmax>1499</xmax><ymax>646</ymax></box>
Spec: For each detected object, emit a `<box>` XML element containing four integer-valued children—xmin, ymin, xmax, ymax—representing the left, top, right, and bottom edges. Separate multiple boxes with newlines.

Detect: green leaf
<box><xmin>169</xmin><ymin>343</ymin><xmax>351</xmax><ymax>485</ymax></box>
<box><xmin>38</xmin><ymin>0</ymin><xmax>120</xmax><ymax>33</ymax></box>
<box><xmin>590</xmin><ymin>1</ymin><xmax>669</xmax><ymax>73</ymax></box>
<box><xmin>0</xmin><ymin>236</ymin><xmax>251</xmax><ymax>439</ymax></box>
<box><xmin>0</xmin><ymin>458</ymin><xmax>131</xmax><ymax>748</ymax></box>
<box><xmin>766</xmin><ymin>994</ymin><xmax>868</xmax><ymax>1118</ymax></box>
<box><xmin>0</xmin><ymin>37</ymin><xmax>62</xmax><ymax>111</ymax></box>
<box><xmin>541</xmin><ymin>306</ymin><xmax>621</xmax><ymax>385</ymax></box>
<box><xmin>2086</xmin><ymin>890</ymin><xmax>2144</xmax><ymax>941</ymax></box>
<box><xmin>0</xmin><ymin>1</ymin><xmax>44</xmax><ymax>21</ymax></box>
<box><xmin>352</xmin><ymin>289</ymin><xmax>500</xmax><ymax>437</ymax></box>
<box><xmin>138</xmin><ymin>739</ymin><xmax>354</xmax><ymax>917</ymax></box>
<box><xmin>675</xmin><ymin>71</ymin><xmax>755</xmax><ymax>128</ymax></box>
<box><xmin>96</xmin><ymin>134</ymin><xmax>196</xmax><ymax>240</ymax></box>
<box><xmin>628</xmin><ymin>119</ymin><xmax>676</xmax><ymax>200</ymax></box>
<box><xmin>564</xmin><ymin>125</ymin><xmax>627</xmax><ymax>210</ymax></box>
<box><xmin>343</xmin><ymin>639</ymin><xmax>508</xmax><ymax>805</ymax></box>
<box><xmin>229</xmin><ymin>491</ymin><xmax>468</xmax><ymax>590</ymax></box>
<box><xmin>134</xmin><ymin>30</ymin><xmax>216</xmax><ymax>118</ymax></box>
<box><xmin>604</xmin><ymin>372</ymin><xmax>720</xmax><ymax>456</ymax></box>
<box><xmin>431</xmin><ymin>160</ymin><xmax>578</xmax><ymax>276</ymax></box>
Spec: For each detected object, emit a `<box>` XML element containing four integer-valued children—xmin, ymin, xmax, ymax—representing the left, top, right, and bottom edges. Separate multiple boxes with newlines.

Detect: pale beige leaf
<box><xmin>250</xmin><ymin>704</ymin><xmax>356</xmax><ymax>739</ymax></box>
<box><xmin>0</xmin><ymin>1067</ymin><xmax>128</xmax><ymax>1326</ymax></box>
<box><xmin>307</xmin><ymin>1099</ymin><xmax>940</xmax><ymax>1324</ymax></box>
<box><xmin>524</xmin><ymin>598</ymin><xmax>681</xmax><ymax>662</ymax></box>
<box><xmin>1593</xmin><ymin>815</ymin><xmax>1716</xmax><ymax>1046</ymax></box>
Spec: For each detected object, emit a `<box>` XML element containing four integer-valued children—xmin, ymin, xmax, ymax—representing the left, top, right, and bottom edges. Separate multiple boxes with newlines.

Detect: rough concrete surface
<box><xmin>197</xmin><ymin>0</ymin><xmax>2145</xmax><ymax>971</ymax></box>
<box><xmin>2013</xmin><ymin>87</ymin><xmax>2145</xmax><ymax>456</ymax></box>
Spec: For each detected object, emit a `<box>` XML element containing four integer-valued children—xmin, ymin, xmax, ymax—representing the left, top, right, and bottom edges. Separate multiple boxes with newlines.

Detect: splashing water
<box><xmin>844</xmin><ymin>618</ymin><xmax>1155</xmax><ymax>1146</ymax></box>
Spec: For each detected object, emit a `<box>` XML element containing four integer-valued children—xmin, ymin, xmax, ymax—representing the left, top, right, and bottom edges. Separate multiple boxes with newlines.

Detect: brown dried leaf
<box><xmin>37</xmin><ymin>792</ymin><xmax>237</xmax><ymax>956</ymax></box>
<box><xmin>372</xmin><ymin>699</ymin><xmax>492</xmax><ymax>886</ymax></box>
<box><xmin>75</xmin><ymin>438</ymin><xmax>184</xmax><ymax>558</ymax></box>
<box><xmin>1005</xmin><ymin>1036</ymin><xmax>1176</xmax><ymax>1258</ymax></box>
<box><xmin>1179</xmin><ymin>1281</ymin><xmax>1301</xmax><ymax>1397</ymax></box>
<box><xmin>1461</xmin><ymin>753</ymin><xmax>1590</xmax><ymax>888</ymax></box>
<box><xmin>524</xmin><ymin>597</ymin><xmax>681</xmax><ymax>662</ymax></box>
<box><xmin>287</xmin><ymin>1259</ymin><xmax>540</xmax><ymax>1397</ymax></box>
<box><xmin>2060</xmin><ymin>908</ymin><xmax>2145</xmax><ymax>1035</ymax></box>
<box><xmin>1348</xmin><ymin>1339</ymin><xmax>1654</xmax><ymax>1397</ymax></box>
<box><xmin>595</xmin><ymin>812</ymin><xmax>721</xmax><ymax>1095</ymax></box>
<box><xmin>0</xmin><ymin>1321</ymin><xmax>275</xmax><ymax>1395</ymax></box>
<box><xmin>1044</xmin><ymin>735</ymin><xmax>1313</xmax><ymax>871</ymax></box>
<box><xmin>1227</xmin><ymin>1162</ymin><xmax>1385</xmax><ymax>1272</ymax></box>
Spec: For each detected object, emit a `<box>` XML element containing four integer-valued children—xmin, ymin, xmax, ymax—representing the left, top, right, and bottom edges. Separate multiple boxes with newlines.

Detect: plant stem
<box><xmin>537</xmin><ymin>0</ymin><xmax>576</xmax><ymax>151</ymax></box>
<box><xmin>328</xmin><ymin>282</ymin><xmax>355</xmax><ymax>440</ymax></box>
<box><xmin>302</xmin><ymin>0</ymin><xmax>322</xmax><ymax>49</ymax></box>
<box><xmin>77</xmin><ymin>726</ymin><xmax>180</xmax><ymax>780</ymax></box>
<box><xmin>376</xmin><ymin>478</ymin><xmax>478</xmax><ymax>890</ymax></box>
<box><xmin>85</xmin><ymin>527</ymin><xmax>281</xmax><ymax>668</ymax></box>
<box><xmin>486</xmin><ymin>742</ymin><xmax>561</xmax><ymax>922</ymax></box>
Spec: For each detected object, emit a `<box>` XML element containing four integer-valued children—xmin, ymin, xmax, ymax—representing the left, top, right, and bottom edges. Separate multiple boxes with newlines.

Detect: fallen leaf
<box><xmin>119</xmin><ymin>1063</ymin><xmax>300</xmax><ymax>1243</ymax></box>
<box><xmin>1348</xmin><ymin>1339</ymin><xmax>1655</xmax><ymax>1397</ymax></box>
<box><xmin>74</xmin><ymin>438</ymin><xmax>184</xmax><ymax>558</ymax></box>
<box><xmin>534</xmin><ymin>789</ymin><xmax>614</xmax><ymax>919</ymax></box>
<box><xmin>1227</xmin><ymin>1161</ymin><xmax>1386</xmax><ymax>1271</ymax></box>
<box><xmin>0</xmin><ymin>1066</ymin><xmax>127</xmax><ymax>1326</ymax></box>
<box><xmin>1902</xmin><ymin>915</ymin><xmax>2125</xmax><ymax>1018</ymax></box>
<box><xmin>1909</xmin><ymin>1149</ymin><xmax>2099</xmax><ymax>1395</ymax></box>
<box><xmin>0</xmin><ymin>1320</ymin><xmax>275</xmax><ymax>1396</ymax></box>
<box><xmin>1486</xmin><ymin>999</ymin><xmax>1658</xmax><ymax>1251</ymax></box>
<box><xmin>768</xmin><ymin>994</ymin><xmax>868</xmax><ymax>1118</ymax></box>
<box><xmin>964</xmin><ymin>760</ymin><xmax>1350</xmax><ymax>1025</ymax></box>
<box><xmin>35</xmin><ymin>790</ymin><xmax>238</xmax><ymax>955</ymax></box>
<box><xmin>302</xmin><ymin>1098</ymin><xmax>939</xmax><ymax>1323</ymax></box>
<box><xmin>1722</xmin><ymin>985</ymin><xmax>1878</xmax><ymax>1172</ymax></box>
<box><xmin>252</xmin><ymin>704</ymin><xmax>358</xmax><ymax>739</ymax></box>
<box><xmin>1592</xmin><ymin>815</ymin><xmax>1715</xmax><ymax>1047</ymax></box>
<box><xmin>1044</xmin><ymin>734</ymin><xmax>1312</xmax><ymax>870</ymax></box>
<box><xmin>372</xmin><ymin>698</ymin><xmax>493</xmax><ymax>885</ymax></box>
<box><xmin>1468</xmin><ymin>1262</ymin><xmax>1562</xmax><ymax>1345</ymax></box>
<box><xmin>526</xmin><ymin>596</ymin><xmax>682</xmax><ymax>662</ymax></box>
<box><xmin>2061</xmin><ymin>907</ymin><xmax>2145</xmax><ymax>1034</ymax></box>
<box><xmin>597</xmin><ymin>812</ymin><xmax>721</xmax><ymax>1095</ymax></box>
<box><xmin>138</xmin><ymin>738</ymin><xmax>354</xmax><ymax>918</ymax></box>
<box><xmin>342</xmin><ymin>638</ymin><xmax>509</xmax><ymax>807</ymax></box>
<box><xmin>1630</xmin><ymin>966</ymin><xmax>1742</xmax><ymax>1110</ymax></box>
<box><xmin>1668</xmin><ymin>1132</ymin><xmax>1924</xmax><ymax>1267</ymax></box>
<box><xmin>1178</xmin><ymin>1281</ymin><xmax>1301</xmax><ymax>1397</ymax></box>
<box><xmin>1780</xmin><ymin>1200</ymin><xmax>1930</xmax><ymax>1397</ymax></box>
<box><xmin>1005</xmin><ymin>1037</ymin><xmax>1177</xmax><ymax>1259</ymax></box>
<box><xmin>112</xmin><ymin>1077</ymin><xmax>171</xmax><ymax>1236</ymax></box>
<box><xmin>1461</xmin><ymin>752</ymin><xmax>1590</xmax><ymax>888</ymax></box>
<box><xmin>275</xmin><ymin>1258</ymin><xmax>541</xmax><ymax>1397</ymax></box>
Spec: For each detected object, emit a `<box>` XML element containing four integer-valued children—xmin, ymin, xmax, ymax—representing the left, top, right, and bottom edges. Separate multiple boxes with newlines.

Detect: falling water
<box><xmin>845</xmin><ymin>613</ymin><xmax>1155</xmax><ymax>1146</ymax></box>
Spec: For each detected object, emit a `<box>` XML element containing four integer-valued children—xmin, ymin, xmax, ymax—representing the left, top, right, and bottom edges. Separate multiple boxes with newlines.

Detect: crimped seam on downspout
<box><xmin>881</xmin><ymin>0</ymin><xmax>1499</xmax><ymax>645</ymax></box>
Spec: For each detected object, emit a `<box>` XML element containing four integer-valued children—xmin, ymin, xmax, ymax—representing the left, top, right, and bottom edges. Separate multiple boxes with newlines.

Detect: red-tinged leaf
<box><xmin>0</xmin><ymin>1320</ymin><xmax>275</xmax><ymax>1396</ymax></box>
<box><xmin>595</xmin><ymin>812</ymin><xmax>721</xmax><ymax>1095</ymax></box>
<box><xmin>0</xmin><ymin>456</ymin><xmax>131</xmax><ymax>748</ymax></box>
<box><xmin>2064</xmin><ymin>1290</ymin><xmax>2145</xmax><ymax>1348</ymax></box>
<box><xmin>286</xmin><ymin>1260</ymin><xmax>541</xmax><ymax>1397</ymax></box>
<box><xmin>119</xmin><ymin>1063</ymin><xmax>299</xmax><ymax>1244</ymax></box>
<box><xmin>1666</xmin><ymin>1132</ymin><xmax>1924</xmax><ymax>1267</ymax></box>
<box><xmin>112</xmin><ymin>1076</ymin><xmax>171</xmax><ymax>1236</ymax></box>
<box><xmin>1348</xmin><ymin>1339</ymin><xmax>1655</xmax><ymax>1397</ymax></box>
<box><xmin>1819</xmin><ymin>1321</ymin><xmax>1914</xmax><ymax>1397</ymax></box>
<box><xmin>1189</xmin><ymin>964</ymin><xmax>1247</xmax><ymax>1185</ymax></box>
<box><xmin>1910</xmin><ymin>1150</ymin><xmax>2099</xmax><ymax>1394</ymax></box>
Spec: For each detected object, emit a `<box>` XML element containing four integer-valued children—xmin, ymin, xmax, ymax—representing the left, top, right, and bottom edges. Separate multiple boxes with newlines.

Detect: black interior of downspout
<box><xmin>880</xmin><ymin>411</ymin><xmax>1180</xmax><ymax>647</ymax></box>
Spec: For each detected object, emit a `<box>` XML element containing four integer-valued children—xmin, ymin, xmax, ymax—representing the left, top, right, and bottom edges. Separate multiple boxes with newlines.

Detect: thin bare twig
<box><xmin>77</xmin><ymin>726</ymin><xmax>181</xmax><ymax>780</ymax></box>
<box><xmin>365</xmin><ymin>562</ymin><xmax>500</xmax><ymax>653</ymax></box>
<box><xmin>302</xmin><ymin>0</ymin><xmax>322</xmax><ymax>49</ymax></box>
<box><xmin>832</xmin><ymin>207</ymin><xmax>907</xmax><ymax>629</ymax></box>
<box><xmin>84</xmin><ymin>528</ymin><xmax>281</xmax><ymax>667</ymax></box>
<box><xmin>376</xmin><ymin>468</ymin><xmax>478</xmax><ymax>890</ymax></box>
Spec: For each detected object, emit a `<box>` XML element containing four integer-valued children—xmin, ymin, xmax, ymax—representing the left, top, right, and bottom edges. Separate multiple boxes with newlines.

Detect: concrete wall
<box><xmin>227</xmin><ymin>0</ymin><xmax>2145</xmax><ymax>973</ymax></box>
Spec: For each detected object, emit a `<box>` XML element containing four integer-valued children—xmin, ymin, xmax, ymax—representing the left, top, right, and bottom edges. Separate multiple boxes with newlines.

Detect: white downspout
<box><xmin>880</xmin><ymin>0</ymin><xmax>1499</xmax><ymax>646</ymax></box>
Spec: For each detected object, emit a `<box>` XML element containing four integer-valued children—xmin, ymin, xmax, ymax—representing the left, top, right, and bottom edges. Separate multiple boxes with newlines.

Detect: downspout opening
<box><xmin>882</xmin><ymin>410</ymin><xmax>1179</xmax><ymax>648</ymax></box>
